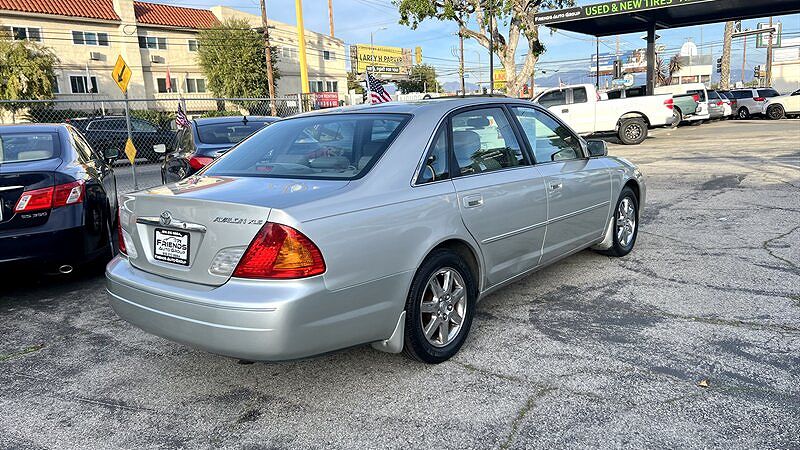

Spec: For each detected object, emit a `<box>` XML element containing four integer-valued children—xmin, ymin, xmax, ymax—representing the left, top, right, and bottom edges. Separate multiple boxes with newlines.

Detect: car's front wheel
<box><xmin>403</xmin><ymin>249</ymin><xmax>476</xmax><ymax>364</ymax></box>
<box><xmin>766</xmin><ymin>104</ymin><xmax>785</xmax><ymax>120</ymax></box>
<box><xmin>598</xmin><ymin>186</ymin><xmax>639</xmax><ymax>257</ymax></box>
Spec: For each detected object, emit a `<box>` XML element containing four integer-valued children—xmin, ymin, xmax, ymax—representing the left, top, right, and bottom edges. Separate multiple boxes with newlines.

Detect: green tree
<box><xmin>0</xmin><ymin>37</ymin><xmax>58</xmax><ymax>118</ymax></box>
<box><xmin>395</xmin><ymin>0</ymin><xmax>575</xmax><ymax>97</ymax></box>
<box><xmin>197</xmin><ymin>18</ymin><xmax>280</xmax><ymax>101</ymax></box>
<box><xmin>347</xmin><ymin>72</ymin><xmax>365</xmax><ymax>95</ymax></box>
<box><xmin>396</xmin><ymin>64</ymin><xmax>441</xmax><ymax>93</ymax></box>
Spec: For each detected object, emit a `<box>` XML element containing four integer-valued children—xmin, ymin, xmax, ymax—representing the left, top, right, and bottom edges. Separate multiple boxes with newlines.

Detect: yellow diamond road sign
<box><xmin>112</xmin><ymin>55</ymin><xmax>132</xmax><ymax>93</ymax></box>
<box><xmin>124</xmin><ymin>138</ymin><xmax>137</xmax><ymax>164</ymax></box>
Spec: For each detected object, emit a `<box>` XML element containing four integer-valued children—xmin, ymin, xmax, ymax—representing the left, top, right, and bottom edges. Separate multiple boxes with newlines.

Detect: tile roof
<box><xmin>0</xmin><ymin>0</ymin><xmax>120</xmax><ymax>21</ymax></box>
<box><xmin>133</xmin><ymin>1</ymin><xmax>218</xmax><ymax>29</ymax></box>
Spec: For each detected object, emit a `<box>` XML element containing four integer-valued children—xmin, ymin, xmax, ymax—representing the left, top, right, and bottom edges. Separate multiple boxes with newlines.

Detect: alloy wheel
<box><xmin>419</xmin><ymin>268</ymin><xmax>467</xmax><ymax>347</ymax></box>
<box><xmin>616</xmin><ymin>197</ymin><xmax>637</xmax><ymax>248</ymax></box>
<box><xmin>625</xmin><ymin>123</ymin><xmax>643</xmax><ymax>141</ymax></box>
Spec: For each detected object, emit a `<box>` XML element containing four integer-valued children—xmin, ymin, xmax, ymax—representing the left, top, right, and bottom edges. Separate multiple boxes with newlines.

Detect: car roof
<box><xmin>192</xmin><ymin>116</ymin><xmax>280</xmax><ymax>125</ymax></box>
<box><xmin>0</xmin><ymin>123</ymin><xmax>68</xmax><ymax>133</ymax></box>
<box><xmin>293</xmin><ymin>97</ymin><xmax>536</xmax><ymax>118</ymax></box>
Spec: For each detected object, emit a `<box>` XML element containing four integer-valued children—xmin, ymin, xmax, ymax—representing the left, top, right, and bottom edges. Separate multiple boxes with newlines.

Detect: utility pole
<box><xmin>260</xmin><ymin>0</ymin><xmax>277</xmax><ymax>115</ymax></box>
<box><xmin>766</xmin><ymin>16</ymin><xmax>774</xmax><ymax>86</ymax></box>
<box><xmin>459</xmin><ymin>30</ymin><xmax>465</xmax><ymax>95</ymax></box>
<box><xmin>295</xmin><ymin>0</ymin><xmax>310</xmax><ymax>95</ymax></box>
<box><xmin>488</xmin><ymin>0</ymin><xmax>494</xmax><ymax>93</ymax></box>
<box><xmin>720</xmin><ymin>21</ymin><xmax>734</xmax><ymax>90</ymax></box>
<box><xmin>327</xmin><ymin>0</ymin><xmax>335</xmax><ymax>37</ymax></box>
<box><xmin>742</xmin><ymin>33</ymin><xmax>747</xmax><ymax>84</ymax></box>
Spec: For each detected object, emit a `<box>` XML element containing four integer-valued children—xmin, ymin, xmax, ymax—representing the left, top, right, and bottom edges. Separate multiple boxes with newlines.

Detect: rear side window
<box><xmin>732</xmin><ymin>90</ymin><xmax>752</xmax><ymax>99</ymax></box>
<box><xmin>688</xmin><ymin>89</ymin><xmax>706</xmax><ymax>101</ymax></box>
<box><xmin>417</xmin><ymin>127</ymin><xmax>449</xmax><ymax>184</ymax></box>
<box><xmin>197</xmin><ymin>121</ymin><xmax>270</xmax><ymax>144</ymax></box>
<box><xmin>757</xmin><ymin>89</ymin><xmax>780</xmax><ymax>98</ymax></box>
<box><xmin>707</xmin><ymin>91</ymin><xmax>719</xmax><ymax>100</ymax></box>
<box><xmin>205</xmin><ymin>114</ymin><xmax>409</xmax><ymax>180</ymax></box>
<box><xmin>538</xmin><ymin>90</ymin><xmax>567</xmax><ymax>108</ymax></box>
<box><xmin>0</xmin><ymin>132</ymin><xmax>60</xmax><ymax>163</ymax></box>
<box><xmin>88</xmin><ymin>119</ymin><xmax>126</xmax><ymax>131</ymax></box>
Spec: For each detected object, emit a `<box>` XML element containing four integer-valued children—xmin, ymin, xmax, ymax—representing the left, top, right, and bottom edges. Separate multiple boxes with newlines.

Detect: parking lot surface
<box><xmin>1</xmin><ymin>119</ymin><xmax>799</xmax><ymax>449</ymax></box>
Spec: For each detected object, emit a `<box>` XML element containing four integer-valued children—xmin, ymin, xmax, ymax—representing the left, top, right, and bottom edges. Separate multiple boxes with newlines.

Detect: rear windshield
<box><xmin>0</xmin><ymin>132</ymin><xmax>60</xmax><ymax>163</ymax></box>
<box><xmin>707</xmin><ymin>91</ymin><xmax>720</xmax><ymax>99</ymax></box>
<box><xmin>204</xmin><ymin>114</ymin><xmax>409</xmax><ymax>180</ymax></box>
<box><xmin>687</xmin><ymin>89</ymin><xmax>706</xmax><ymax>101</ymax></box>
<box><xmin>197</xmin><ymin>121</ymin><xmax>273</xmax><ymax>145</ymax></box>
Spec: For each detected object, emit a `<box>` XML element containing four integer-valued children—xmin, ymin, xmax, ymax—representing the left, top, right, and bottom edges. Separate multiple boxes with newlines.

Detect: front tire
<box><xmin>767</xmin><ymin>104</ymin><xmax>785</xmax><ymax>120</ymax></box>
<box><xmin>618</xmin><ymin>117</ymin><xmax>648</xmax><ymax>145</ymax></box>
<box><xmin>598</xmin><ymin>187</ymin><xmax>639</xmax><ymax>258</ymax></box>
<box><xmin>403</xmin><ymin>249</ymin><xmax>476</xmax><ymax>364</ymax></box>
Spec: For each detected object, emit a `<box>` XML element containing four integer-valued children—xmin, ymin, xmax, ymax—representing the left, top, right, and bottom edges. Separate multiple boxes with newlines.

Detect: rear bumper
<box><xmin>105</xmin><ymin>257</ymin><xmax>411</xmax><ymax>361</ymax></box>
<box><xmin>0</xmin><ymin>225</ymin><xmax>92</xmax><ymax>269</ymax></box>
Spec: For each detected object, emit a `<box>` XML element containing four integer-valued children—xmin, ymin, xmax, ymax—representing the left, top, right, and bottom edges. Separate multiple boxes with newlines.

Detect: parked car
<box><xmin>69</xmin><ymin>116</ymin><xmax>176</xmax><ymax>163</ymax></box>
<box><xmin>706</xmin><ymin>90</ymin><xmax>726</xmax><ymax>120</ymax></box>
<box><xmin>605</xmin><ymin>85</ymin><xmax>700</xmax><ymax>126</ymax></box>
<box><xmin>107</xmin><ymin>98</ymin><xmax>646</xmax><ymax>363</ymax></box>
<box><xmin>654</xmin><ymin>83</ymin><xmax>710</xmax><ymax>125</ymax></box>
<box><xmin>162</xmin><ymin>116</ymin><xmax>279</xmax><ymax>184</ymax></box>
<box><xmin>729</xmin><ymin>88</ymin><xmax>781</xmax><ymax>119</ymax></box>
<box><xmin>718</xmin><ymin>91</ymin><xmax>739</xmax><ymax>118</ymax></box>
<box><xmin>534</xmin><ymin>83</ymin><xmax>673</xmax><ymax>144</ymax></box>
<box><xmin>0</xmin><ymin>124</ymin><xmax>117</xmax><ymax>274</ymax></box>
<box><xmin>764</xmin><ymin>91</ymin><xmax>800</xmax><ymax>120</ymax></box>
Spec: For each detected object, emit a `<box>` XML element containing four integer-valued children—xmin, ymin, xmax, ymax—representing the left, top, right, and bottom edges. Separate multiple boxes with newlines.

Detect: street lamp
<box><xmin>370</xmin><ymin>26</ymin><xmax>388</xmax><ymax>73</ymax></box>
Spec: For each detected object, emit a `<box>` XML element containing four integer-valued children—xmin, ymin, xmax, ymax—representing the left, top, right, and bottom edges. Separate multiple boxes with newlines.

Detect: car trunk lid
<box><xmin>122</xmin><ymin>176</ymin><xmax>348</xmax><ymax>286</ymax></box>
<box><xmin>0</xmin><ymin>158</ymin><xmax>61</xmax><ymax>230</ymax></box>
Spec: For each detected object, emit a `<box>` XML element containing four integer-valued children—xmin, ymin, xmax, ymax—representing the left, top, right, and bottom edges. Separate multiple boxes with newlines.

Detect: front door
<box><xmin>508</xmin><ymin>106</ymin><xmax>612</xmax><ymax>263</ymax></box>
<box><xmin>565</xmin><ymin>86</ymin><xmax>595</xmax><ymax>134</ymax></box>
<box><xmin>448</xmin><ymin>107</ymin><xmax>549</xmax><ymax>286</ymax></box>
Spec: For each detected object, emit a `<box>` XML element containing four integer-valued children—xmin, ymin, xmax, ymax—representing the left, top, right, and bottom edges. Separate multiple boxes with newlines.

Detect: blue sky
<box><xmin>162</xmin><ymin>0</ymin><xmax>799</xmax><ymax>84</ymax></box>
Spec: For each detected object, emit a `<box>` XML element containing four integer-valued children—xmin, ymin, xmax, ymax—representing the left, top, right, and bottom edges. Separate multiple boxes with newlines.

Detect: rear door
<box><xmin>448</xmin><ymin>106</ymin><xmax>549</xmax><ymax>286</ymax></box>
<box><xmin>508</xmin><ymin>106</ymin><xmax>612</xmax><ymax>263</ymax></box>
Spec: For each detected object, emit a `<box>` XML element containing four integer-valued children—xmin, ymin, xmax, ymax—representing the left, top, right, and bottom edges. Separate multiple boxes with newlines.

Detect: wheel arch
<box><xmin>622</xmin><ymin>178</ymin><xmax>642</xmax><ymax>219</ymax></box>
<box><xmin>617</xmin><ymin>111</ymin><xmax>650</xmax><ymax>128</ymax></box>
<box><xmin>425</xmin><ymin>238</ymin><xmax>483</xmax><ymax>294</ymax></box>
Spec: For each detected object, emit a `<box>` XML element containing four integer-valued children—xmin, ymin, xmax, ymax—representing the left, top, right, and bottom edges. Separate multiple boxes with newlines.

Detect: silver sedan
<box><xmin>106</xmin><ymin>98</ymin><xmax>646</xmax><ymax>364</ymax></box>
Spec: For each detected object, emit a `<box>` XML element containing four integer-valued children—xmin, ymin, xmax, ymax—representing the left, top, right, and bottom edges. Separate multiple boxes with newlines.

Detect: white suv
<box><xmin>730</xmin><ymin>88</ymin><xmax>781</xmax><ymax>119</ymax></box>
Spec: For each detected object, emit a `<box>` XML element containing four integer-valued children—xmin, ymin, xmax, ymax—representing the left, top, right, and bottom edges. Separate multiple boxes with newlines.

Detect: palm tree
<box><xmin>656</xmin><ymin>55</ymin><xmax>682</xmax><ymax>86</ymax></box>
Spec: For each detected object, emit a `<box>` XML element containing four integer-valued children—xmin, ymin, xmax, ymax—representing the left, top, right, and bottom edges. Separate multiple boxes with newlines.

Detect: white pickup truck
<box><xmin>533</xmin><ymin>83</ymin><xmax>674</xmax><ymax>145</ymax></box>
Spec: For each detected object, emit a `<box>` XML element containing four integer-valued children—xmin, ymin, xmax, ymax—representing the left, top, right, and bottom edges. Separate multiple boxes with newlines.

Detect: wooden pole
<box><xmin>328</xmin><ymin>0</ymin><xmax>335</xmax><ymax>37</ymax></box>
<box><xmin>260</xmin><ymin>0</ymin><xmax>277</xmax><ymax>115</ymax></box>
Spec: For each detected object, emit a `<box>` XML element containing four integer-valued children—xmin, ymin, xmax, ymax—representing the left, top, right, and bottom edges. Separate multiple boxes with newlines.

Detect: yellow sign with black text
<box><xmin>112</xmin><ymin>55</ymin><xmax>132</xmax><ymax>93</ymax></box>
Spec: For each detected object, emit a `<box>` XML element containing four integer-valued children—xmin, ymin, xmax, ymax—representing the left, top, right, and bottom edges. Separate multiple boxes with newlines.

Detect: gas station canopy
<box><xmin>535</xmin><ymin>0</ymin><xmax>800</xmax><ymax>37</ymax></box>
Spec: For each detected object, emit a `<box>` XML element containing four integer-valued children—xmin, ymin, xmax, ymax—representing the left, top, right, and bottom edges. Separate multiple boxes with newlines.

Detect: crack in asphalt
<box><xmin>0</xmin><ymin>344</ymin><xmax>45</xmax><ymax>362</ymax></box>
<box><xmin>761</xmin><ymin>225</ymin><xmax>800</xmax><ymax>269</ymax></box>
<box><xmin>499</xmin><ymin>387</ymin><xmax>557</xmax><ymax>450</ymax></box>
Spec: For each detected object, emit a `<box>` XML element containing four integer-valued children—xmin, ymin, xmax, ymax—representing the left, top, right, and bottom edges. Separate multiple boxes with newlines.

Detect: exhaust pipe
<box><xmin>58</xmin><ymin>265</ymin><xmax>73</xmax><ymax>274</ymax></box>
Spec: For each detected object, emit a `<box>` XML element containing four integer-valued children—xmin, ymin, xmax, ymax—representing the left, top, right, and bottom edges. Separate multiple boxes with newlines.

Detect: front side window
<box><xmin>0</xmin><ymin>132</ymin><xmax>59</xmax><ymax>163</ymax></box>
<box><xmin>417</xmin><ymin>127</ymin><xmax>449</xmax><ymax>184</ymax></box>
<box><xmin>538</xmin><ymin>90</ymin><xmax>567</xmax><ymax>108</ymax></box>
<box><xmin>510</xmin><ymin>106</ymin><xmax>582</xmax><ymax>163</ymax></box>
<box><xmin>450</xmin><ymin>108</ymin><xmax>525</xmax><ymax>176</ymax></box>
<box><xmin>205</xmin><ymin>114</ymin><xmax>409</xmax><ymax>180</ymax></box>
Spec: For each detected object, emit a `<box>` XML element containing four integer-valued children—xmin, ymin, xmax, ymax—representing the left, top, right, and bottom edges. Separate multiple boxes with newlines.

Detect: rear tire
<box><xmin>403</xmin><ymin>249</ymin><xmax>476</xmax><ymax>364</ymax></box>
<box><xmin>598</xmin><ymin>187</ymin><xmax>639</xmax><ymax>258</ymax></box>
<box><xmin>737</xmin><ymin>107</ymin><xmax>750</xmax><ymax>119</ymax></box>
<box><xmin>767</xmin><ymin>104</ymin><xmax>785</xmax><ymax>120</ymax></box>
<box><xmin>618</xmin><ymin>117</ymin><xmax>648</xmax><ymax>145</ymax></box>
<box><xmin>671</xmin><ymin>108</ymin><xmax>683</xmax><ymax>128</ymax></box>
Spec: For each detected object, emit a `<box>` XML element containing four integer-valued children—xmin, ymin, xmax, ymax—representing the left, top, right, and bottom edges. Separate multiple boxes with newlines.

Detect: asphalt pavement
<box><xmin>1</xmin><ymin>119</ymin><xmax>799</xmax><ymax>449</ymax></box>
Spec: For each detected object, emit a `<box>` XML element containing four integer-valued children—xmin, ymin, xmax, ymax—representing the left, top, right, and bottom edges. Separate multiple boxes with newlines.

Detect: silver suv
<box><xmin>730</xmin><ymin>88</ymin><xmax>781</xmax><ymax>119</ymax></box>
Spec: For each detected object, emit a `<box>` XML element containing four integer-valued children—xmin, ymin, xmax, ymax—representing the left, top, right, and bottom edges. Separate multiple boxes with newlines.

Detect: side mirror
<box><xmin>103</xmin><ymin>147</ymin><xmax>119</xmax><ymax>161</ymax></box>
<box><xmin>153</xmin><ymin>144</ymin><xmax>167</xmax><ymax>154</ymax></box>
<box><xmin>586</xmin><ymin>140</ymin><xmax>608</xmax><ymax>157</ymax></box>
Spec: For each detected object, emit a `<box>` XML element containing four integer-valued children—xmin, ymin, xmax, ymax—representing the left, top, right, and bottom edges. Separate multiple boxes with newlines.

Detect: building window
<box><xmin>323</xmin><ymin>50</ymin><xmax>331</xmax><ymax>60</ymax></box>
<box><xmin>325</xmin><ymin>81</ymin><xmax>338</xmax><ymax>92</ymax></box>
<box><xmin>1</xmin><ymin>26</ymin><xmax>41</xmax><ymax>41</ymax></box>
<box><xmin>156</xmin><ymin>77</ymin><xmax>178</xmax><ymax>93</ymax></box>
<box><xmin>69</xmin><ymin>76</ymin><xmax>98</xmax><ymax>94</ymax></box>
<box><xmin>282</xmin><ymin>47</ymin><xmax>297</xmax><ymax>59</ymax></box>
<box><xmin>309</xmin><ymin>81</ymin><xmax>324</xmax><ymax>93</ymax></box>
<box><xmin>188</xmin><ymin>39</ymin><xmax>199</xmax><ymax>52</ymax></box>
<box><xmin>52</xmin><ymin>76</ymin><xmax>59</xmax><ymax>94</ymax></box>
<box><xmin>186</xmin><ymin>78</ymin><xmax>207</xmax><ymax>93</ymax></box>
<box><xmin>72</xmin><ymin>31</ymin><xmax>109</xmax><ymax>46</ymax></box>
<box><xmin>138</xmin><ymin>35</ymin><xmax>167</xmax><ymax>50</ymax></box>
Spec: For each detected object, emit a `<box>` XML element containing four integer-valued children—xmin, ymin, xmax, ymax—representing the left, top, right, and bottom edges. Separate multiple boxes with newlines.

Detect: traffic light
<box><xmin>716</xmin><ymin>57</ymin><xmax>722</xmax><ymax>74</ymax></box>
<box><xmin>613</xmin><ymin>60</ymin><xmax>623</xmax><ymax>79</ymax></box>
<box><xmin>753</xmin><ymin>65</ymin><xmax>761</xmax><ymax>79</ymax></box>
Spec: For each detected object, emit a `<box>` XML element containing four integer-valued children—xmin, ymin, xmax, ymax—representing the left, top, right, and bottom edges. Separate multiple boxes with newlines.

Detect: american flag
<box><xmin>176</xmin><ymin>103</ymin><xmax>190</xmax><ymax>129</ymax></box>
<box><xmin>366</xmin><ymin>72</ymin><xmax>392</xmax><ymax>104</ymax></box>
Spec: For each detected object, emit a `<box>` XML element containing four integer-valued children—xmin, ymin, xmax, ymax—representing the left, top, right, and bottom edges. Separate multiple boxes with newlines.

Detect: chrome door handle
<box><xmin>463</xmin><ymin>194</ymin><xmax>484</xmax><ymax>208</ymax></box>
<box><xmin>549</xmin><ymin>182</ymin><xmax>563</xmax><ymax>191</ymax></box>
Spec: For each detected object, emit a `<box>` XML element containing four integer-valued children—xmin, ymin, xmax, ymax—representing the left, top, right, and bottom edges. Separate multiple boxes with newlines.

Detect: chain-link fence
<box><xmin>0</xmin><ymin>95</ymin><xmax>319</xmax><ymax>194</ymax></box>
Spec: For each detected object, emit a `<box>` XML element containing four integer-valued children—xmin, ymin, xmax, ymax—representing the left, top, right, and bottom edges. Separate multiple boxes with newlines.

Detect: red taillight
<box><xmin>692</xmin><ymin>94</ymin><xmax>700</xmax><ymax>102</ymax></box>
<box><xmin>117</xmin><ymin>209</ymin><xmax>127</xmax><ymax>256</ymax></box>
<box><xmin>233</xmin><ymin>223</ymin><xmax>326</xmax><ymax>279</ymax></box>
<box><xmin>664</xmin><ymin>98</ymin><xmax>674</xmax><ymax>110</ymax></box>
<box><xmin>14</xmin><ymin>180</ymin><xmax>85</xmax><ymax>213</ymax></box>
<box><xmin>53</xmin><ymin>180</ymin><xmax>84</xmax><ymax>207</ymax></box>
<box><xmin>754</xmin><ymin>97</ymin><xmax>766</xmax><ymax>102</ymax></box>
<box><xmin>188</xmin><ymin>155</ymin><xmax>213</xmax><ymax>170</ymax></box>
<box><xmin>14</xmin><ymin>186</ymin><xmax>53</xmax><ymax>212</ymax></box>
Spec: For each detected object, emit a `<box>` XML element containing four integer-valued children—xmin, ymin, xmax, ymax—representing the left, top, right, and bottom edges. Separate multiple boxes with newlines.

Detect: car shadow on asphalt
<box><xmin>0</xmin><ymin>268</ymin><xmax>105</xmax><ymax>304</ymax></box>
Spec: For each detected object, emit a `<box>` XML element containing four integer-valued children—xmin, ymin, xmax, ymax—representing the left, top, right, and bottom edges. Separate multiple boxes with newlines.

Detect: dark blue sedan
<box><xmin>161</xmin><ymin>116</ymin><xmax>278</xmax><ymax>184</ymax></box>
<box><xmin>0</xmin><ymin>124</ymin><xmax>118</xmax><ymax>274</ymax></box>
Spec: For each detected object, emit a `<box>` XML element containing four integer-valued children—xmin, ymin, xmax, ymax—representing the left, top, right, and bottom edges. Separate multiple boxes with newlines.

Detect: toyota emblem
<box><xmin>159</xmin><ymin>210</ymin><xmax>172</xmax><ymax>226</ymax></box>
